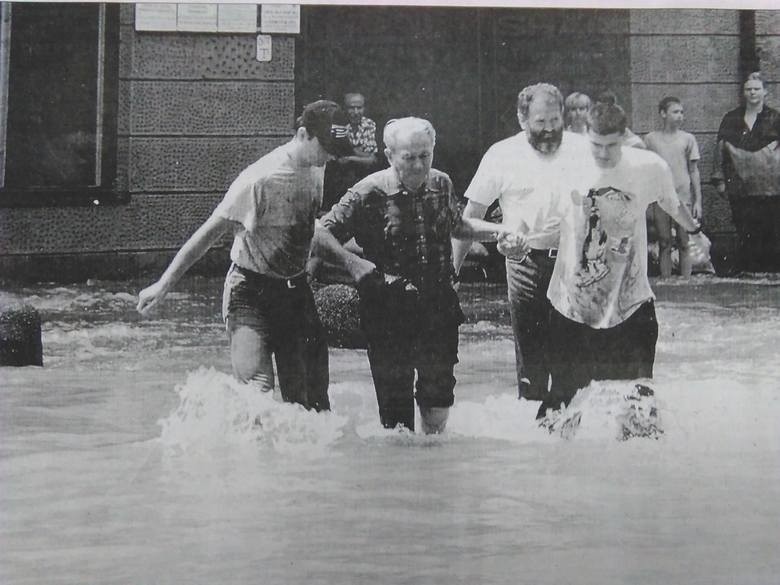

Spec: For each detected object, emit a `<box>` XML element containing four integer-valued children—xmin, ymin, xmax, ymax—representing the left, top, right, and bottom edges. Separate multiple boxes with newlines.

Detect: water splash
<box><xmin>158</xmin><ymin>367</ymin><xmax>347</xmax><ymax>456</ymax></box>
<box><xmin>449</xmin><ymin>380</ymin><xmax>664</xmax><ymax>444</ymax></box>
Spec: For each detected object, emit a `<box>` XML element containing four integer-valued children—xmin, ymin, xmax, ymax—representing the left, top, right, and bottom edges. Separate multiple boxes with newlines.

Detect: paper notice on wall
<box><xmin>256</xmin><ymin>34</ymin><xmax>272</xmax><ymax>62</ymax></box>
<box><xmin>218</xmin><ymin>5</ymin><xmax>258</xmax><ymax>33</ymax></box>
<box><xmin>135</xmin><ymin>4</ymin><xmax>178</xmax><ymax>31</ymax></box>
<box><xmin>260</xmin><ymin>4</ymin><xmax>300</xmax><ymax>34</ymax></box>
<box><xmin>177</xmin><ymin>4</ymin><xmax>218</xmax><ymax>32</ymax></box>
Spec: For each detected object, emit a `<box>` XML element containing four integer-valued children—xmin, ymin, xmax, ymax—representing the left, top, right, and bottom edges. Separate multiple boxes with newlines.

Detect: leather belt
<box><xmin>235</xmin><ymin>265</ymin><xmax>307</xmax><ymax>289</ymax></box>
<box><xmin>528</xmin><ymin>248</ymin><xmax>558</xmax><ymax>260</ymax></box>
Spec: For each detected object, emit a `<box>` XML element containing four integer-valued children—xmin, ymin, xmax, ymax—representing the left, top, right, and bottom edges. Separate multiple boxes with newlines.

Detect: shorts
<box><xmin>223</xmin><ymin>264</ymin><xmax>329</xmax><ymax>411</ymax></box>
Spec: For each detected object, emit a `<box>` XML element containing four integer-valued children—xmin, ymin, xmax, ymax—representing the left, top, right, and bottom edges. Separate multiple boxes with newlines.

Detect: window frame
<box><xmin>0</xmin><ymin>2</ymin><xmax>126</xmax><ymax>208</ymax></box>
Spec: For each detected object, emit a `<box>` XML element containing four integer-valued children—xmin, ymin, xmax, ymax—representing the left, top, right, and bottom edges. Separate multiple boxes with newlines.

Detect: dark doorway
<box><xmin>296</xmin><ymin>6</ymin><xmax>631</xmax><ymax>194</ymax></box>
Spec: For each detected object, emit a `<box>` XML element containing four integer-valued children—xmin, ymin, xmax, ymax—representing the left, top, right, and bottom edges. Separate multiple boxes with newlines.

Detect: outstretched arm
<box><xmin>137</xmin><ymin>214</ymin><xmax>233</xmax><ymax>316</ymax></box>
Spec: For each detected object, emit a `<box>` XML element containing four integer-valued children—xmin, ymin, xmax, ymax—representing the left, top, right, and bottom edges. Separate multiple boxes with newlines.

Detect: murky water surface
<box><xmin>1</xmin><ymin>276</ymin><xmax>779</xmax><ymax>585</ymax></box>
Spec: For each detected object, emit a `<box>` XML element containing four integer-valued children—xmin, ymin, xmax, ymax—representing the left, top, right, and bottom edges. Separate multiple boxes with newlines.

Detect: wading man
<box><xmin>315</xmin><ymin>117</ymin><xmax>518</xmax><ymax>433</ymax></box>
<box><xmin>137</xmin><ymin>101</ymin><xmax>353</xmax><ymax>413</ymax></box>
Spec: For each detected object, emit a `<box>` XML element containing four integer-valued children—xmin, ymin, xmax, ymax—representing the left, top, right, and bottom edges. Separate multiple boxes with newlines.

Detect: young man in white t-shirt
<box><xmin>136</xmin><ymin>100</ymin><xmax>353</xmax><ymax>413</ymax></box>
<box><xmin>540</xmin><ymin>101</ymin><xmax>703</xmax><ymax>419</ymax></box>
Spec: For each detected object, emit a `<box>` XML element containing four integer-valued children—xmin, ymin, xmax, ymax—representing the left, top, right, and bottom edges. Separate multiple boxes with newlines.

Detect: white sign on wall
<box><xmin>135</xmin><ymin>4</ymin><xmax>178</xmax><ymax>31</ymax></box>
<box><xmin>176</xmin><ymin>4</ymin><xmax>218</xmax><ymax>32</ymax></box>
<box><xmin>218</xmin><ymin>5</ymin><xmax>258</xmax><ymax>33</ymax></box>
<box><xmin>256</xmin><ymin>34</ymin><xmax>272</xmax><ymax>62</ymax></box>
<box><xmin>260</xmin><ymin>4</ymin><xmax>300</xmax><ymax>34</ymax></box>
<box><xmin>135</xmin><ymin>3</ymin><xmax>258</xmax><ymax>34</ymax></box>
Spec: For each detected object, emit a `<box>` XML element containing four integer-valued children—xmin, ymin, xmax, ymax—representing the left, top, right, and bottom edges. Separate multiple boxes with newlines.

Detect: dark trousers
<box><xmin>729</xmin><ymin>195</ymin><xmax>780</xmax><ymax>272</ymax></box>
<box><xmin>541</xmin><ymin>301</ymin><xmax>658</xmax><ymax>418</ymax></box>
<box><xmin>506</xmin><ymin>252</ymin><xmax>556</xmax><ymax>400</ymax></box>
<box><xmin>358</xmin><ymin>276</ymin><xmax>463</xmax><ymax>431</ymax></box>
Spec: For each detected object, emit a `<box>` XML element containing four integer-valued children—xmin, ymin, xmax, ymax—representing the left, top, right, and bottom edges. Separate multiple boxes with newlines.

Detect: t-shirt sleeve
<box><xmin>463</xmin><ymin>148</ymin><xmax>500</xmax><ymax>207</ymax></box>
<box><xmin>212</xmin><ymin>176</ymin><xmax>264</xmax><ymax>232</ymax></box>
<box><xmin>643</xmin><ymin>132</ymin><xmax>657</xmax><ymax>153</ymax></box>
<box><xmin>688</xmin><ymin>133</ymin><xmax>701</xmax><ymax>162</ymax></box>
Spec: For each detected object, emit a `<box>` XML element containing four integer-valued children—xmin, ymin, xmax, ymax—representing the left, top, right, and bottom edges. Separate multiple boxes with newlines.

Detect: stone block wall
<box><xmin>1</xmin><ymin>4</ymin><xmax>294</xmax><ymax>281</ymax></box>
<box><xmin>756</xmin><ymin>11</ymin><xmax>780</xmax><ymax>103</ymax></box>
<box><xmin>629</xmin><ymin>9</ymin><xmax>741</xmax><ymax>239</ymax></box>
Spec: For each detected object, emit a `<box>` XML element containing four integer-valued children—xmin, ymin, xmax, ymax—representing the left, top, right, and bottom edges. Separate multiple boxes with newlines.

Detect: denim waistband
<box><xmin>234</xmin><ymin>265</ymin><xmax>307</xmax><ymax>289</ymax></box>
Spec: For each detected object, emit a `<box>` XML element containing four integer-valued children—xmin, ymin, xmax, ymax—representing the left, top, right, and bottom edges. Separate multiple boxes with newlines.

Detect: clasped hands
<box><xmin>495</xmin><ymin>229</ymin><xmax>530</xmax><ymax>261</ymax></box>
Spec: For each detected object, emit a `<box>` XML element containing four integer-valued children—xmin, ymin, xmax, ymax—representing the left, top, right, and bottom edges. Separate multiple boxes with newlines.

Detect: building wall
<box><xmin>629</xmin><ymin>9</ymin><xmax>740</xmax><ymax>240</ymax></box>
<box><xmin>3</xmin><ymin>7</ymin><xmax>777</xmax><ymax>281</ymax></box>
<box><xmin>0</xmin><ymin>4</ymin><xmax>295</xmax><ymax>281</ymax></box>
<box><xmin>629</xmin><ymin>9</ymin><xmax>780</xmax><ymax>270</ymax></box>
<box><xmin>756</xmin><ymin>11</ymin><xmax>780</xmax><ymax>101</ymax></box>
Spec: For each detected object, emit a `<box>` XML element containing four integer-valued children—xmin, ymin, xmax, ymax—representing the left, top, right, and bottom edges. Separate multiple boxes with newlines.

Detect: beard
<box><xmin>528</xmin><ymin>126</ymin><xmax>563</xmax><ymax>154</ymax></box>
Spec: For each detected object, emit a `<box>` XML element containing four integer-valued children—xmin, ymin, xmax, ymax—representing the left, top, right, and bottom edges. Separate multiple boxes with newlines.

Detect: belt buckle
<box><xmin>286</xmin><ymin>278</ymin><xmax>297</xmax><ymax>289</ymax></box>
<box><xmin>548</xmin><ymin>249</ymin><xmax>558</xmax><ymax>259</ymax></box>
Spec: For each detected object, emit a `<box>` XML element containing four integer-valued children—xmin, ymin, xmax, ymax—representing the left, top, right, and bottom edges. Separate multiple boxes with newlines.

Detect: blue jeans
<box><xmin>224</xmin><ymin>265</ymin><xmax>330</xmax><ymax>412</ymax></box>
<box><xmin>506</xmin><ymin>252</ymin><xmax>556</xmax><ymax>400</ymax></box>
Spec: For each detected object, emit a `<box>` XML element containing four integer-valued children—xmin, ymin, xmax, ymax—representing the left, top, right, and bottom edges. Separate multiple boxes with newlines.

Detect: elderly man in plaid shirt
<box><xmin>315</xmin><ymin>117</ymin><xmax>525</xmax><ymax>433</ymax></box>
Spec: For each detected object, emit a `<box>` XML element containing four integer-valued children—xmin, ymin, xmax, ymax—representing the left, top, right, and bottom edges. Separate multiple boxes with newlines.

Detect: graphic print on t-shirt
<box><xmin>575</xmin><ymin>186</ymin><xmax>636</xmax><ymax>290</ymax></box>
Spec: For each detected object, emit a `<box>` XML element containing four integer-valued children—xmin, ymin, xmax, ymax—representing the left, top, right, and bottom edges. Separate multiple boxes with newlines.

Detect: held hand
<box><xmin>136</xmin><ymin>280</ymin><xmax>170</xmax><ymax>317</ymax></box>
<box><xmin>496</xmin><ymin>231</ymin><xmax>529</xmax><ymax>260</ymax></box>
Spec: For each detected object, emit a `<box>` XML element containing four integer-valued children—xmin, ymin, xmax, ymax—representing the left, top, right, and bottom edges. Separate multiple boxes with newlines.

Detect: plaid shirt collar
<box><xmin>375</xmin><ymin>168</ymin><xmax>443</xmax><ymax>197</ymax></box>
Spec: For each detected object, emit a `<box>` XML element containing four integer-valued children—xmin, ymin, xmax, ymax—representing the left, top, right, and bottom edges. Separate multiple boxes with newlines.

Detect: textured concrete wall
<box><xmin>629</xmin><ymin>9</ymin><xmax>743</xmax><ymax>241</ymax></box>
<box><xmin>1</xmin><ymin>4</ymin><xmax>293</xmax><ymax>280</ymax></box>
<box><xmin>756</xmin><ymin>11</ymin><xmax>780</xmax><ymax>104</ymax></box>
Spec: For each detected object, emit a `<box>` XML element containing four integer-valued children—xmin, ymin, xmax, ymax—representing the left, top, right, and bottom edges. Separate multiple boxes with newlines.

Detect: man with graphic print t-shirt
<box><xmin>540</xmin><ymin>101</ymin><xmax>703</xmax><ymax>419</ymax></box>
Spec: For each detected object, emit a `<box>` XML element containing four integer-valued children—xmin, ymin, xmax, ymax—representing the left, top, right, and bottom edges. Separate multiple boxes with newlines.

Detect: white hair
<box><xmin>383</xmin><ymin>117</ymin><xmax>436</xmax><ymax>151</ymax></box>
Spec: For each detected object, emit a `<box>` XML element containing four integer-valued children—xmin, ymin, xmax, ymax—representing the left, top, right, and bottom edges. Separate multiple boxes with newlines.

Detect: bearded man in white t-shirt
<box><xmin>540</xmin><ymin>101</ymin><xmax>703</xmax><ymax>419</ymax></box>
<box><xmin>453</xmin><ymin>83</ymin><xmax>591</xmax><ymax>403</ymax></box>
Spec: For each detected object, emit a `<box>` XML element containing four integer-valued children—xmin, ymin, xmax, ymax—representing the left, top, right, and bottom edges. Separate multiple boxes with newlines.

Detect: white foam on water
<box><xmin>157</xmin><ymin>367</ymin><xmax>347</xmax><ymax>457</ymax></box>
<box><xmin>154</xmin><ymin>365</ymin><xmax>780</xmax><ymax>457</ymax></box>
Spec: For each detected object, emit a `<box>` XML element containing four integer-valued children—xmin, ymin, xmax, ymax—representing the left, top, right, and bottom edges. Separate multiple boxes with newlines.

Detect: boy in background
<box><xmin>645</xmin><ymin>96</ymin><xmax>703</xmax><ymax>278</ymax></box>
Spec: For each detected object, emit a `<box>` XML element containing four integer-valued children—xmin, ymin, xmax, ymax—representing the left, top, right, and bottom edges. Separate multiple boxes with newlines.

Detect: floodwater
<box><xmin>1</xmin><ymin>276</ymin><xmax>779</xmax><ymax>585</ymax></box>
